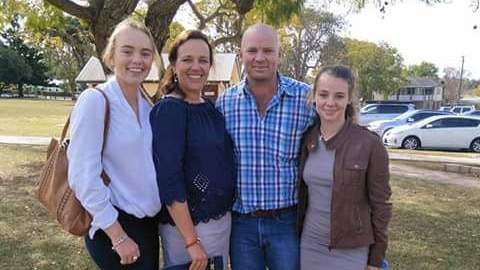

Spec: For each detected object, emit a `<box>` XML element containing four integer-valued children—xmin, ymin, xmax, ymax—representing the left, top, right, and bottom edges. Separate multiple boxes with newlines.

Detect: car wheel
<box><xmin>382</xmin><ymin>128</ymin><xmax>392</xmax><ymax>137</ymax></box>
<box><xmin>402</xmin><ymin>136</ymin><xmax>420</xmax><ymax>150</ymax></box>
<box><xmin>470</xmin><ymin>138</ymin><xmax>480</xmax><ymax>153</ymax></box>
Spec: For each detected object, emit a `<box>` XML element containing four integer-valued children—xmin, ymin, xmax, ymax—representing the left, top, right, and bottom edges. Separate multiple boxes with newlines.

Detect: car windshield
<box><xmin>393</xmin><ymin>110</ymin><xmax>417</xmax><ymax>120</ymax></box>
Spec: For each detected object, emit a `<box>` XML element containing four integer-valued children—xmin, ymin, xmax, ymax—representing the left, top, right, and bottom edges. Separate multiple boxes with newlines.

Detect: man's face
<box><xmin>239</xmin><ymin>30</ymin><xmax>281</xmax><ymax>83</ymax></box>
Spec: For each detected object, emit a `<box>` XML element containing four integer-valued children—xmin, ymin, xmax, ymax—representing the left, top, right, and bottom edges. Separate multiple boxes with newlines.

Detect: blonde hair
<box><xmin>102</xmin><ymin>18</ymin><xmax>161</xmax><ymax>73</ymax></box>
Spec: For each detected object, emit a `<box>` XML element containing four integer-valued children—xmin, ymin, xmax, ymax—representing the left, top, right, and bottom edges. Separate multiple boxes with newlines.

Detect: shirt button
<box><xmin>354</xmin><ymin>164</ymin><xmax>359</xmax><ymax>169</ymax></box>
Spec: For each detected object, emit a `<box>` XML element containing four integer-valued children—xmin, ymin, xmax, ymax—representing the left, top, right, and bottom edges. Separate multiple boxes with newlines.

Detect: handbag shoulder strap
<box><xmin>60</xmin><ymin>88</ymin><xmax>110</xmax><ymax>142</ymax></box>
<box><xmin>59</xmin><ymin>88</ymin><xmax>111</xmax><ymax>184</ymax></box>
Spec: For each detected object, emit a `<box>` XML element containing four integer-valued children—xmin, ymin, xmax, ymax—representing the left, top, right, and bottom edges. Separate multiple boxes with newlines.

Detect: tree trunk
<box><xmin>17</xmin><ymin>83</ymin><xmax>24</xmax><ymax>98</ymax></box>
<box><xmin>145</xmin><ymin>0</ymin><xmax>188</xmax><ymax>79</ymax></box>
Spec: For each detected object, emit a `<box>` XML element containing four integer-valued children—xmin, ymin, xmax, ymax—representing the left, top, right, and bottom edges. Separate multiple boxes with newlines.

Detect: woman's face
<box><xmin>314</xmin><ymin>72</ymin><xmax>350</xmax><ymax>124</ymax></box>
<box><xmin>112</xmin><ymin>28</ymin><xmax>154</xmax><ymax>89</ymax></box>
<box><xmin>173</xmin><ymin>39</ymin><xmax>211</xmax><ymax>94</ymax></box>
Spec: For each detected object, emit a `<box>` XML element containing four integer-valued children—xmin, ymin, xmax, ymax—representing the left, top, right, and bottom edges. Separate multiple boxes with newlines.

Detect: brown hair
<box><xmin>156</xmin><ymin>30</ymin><xmax>213</xmax><ymax>100</ymax></box>
<box><xmin>102</xmin><ymin>18</ymin><xmax>161</xmax><ymax>73</ymax></box>
<box><xmin>310</xmin><ymin>65</ymin><xmax>359</xmax><ymax>123</ymax></box>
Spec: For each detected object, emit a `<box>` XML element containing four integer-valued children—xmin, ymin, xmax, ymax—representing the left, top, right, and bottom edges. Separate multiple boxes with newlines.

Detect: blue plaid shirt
<box><xmin>216</xmin><ymin>74</ymin><xmax>316</xmax><ymax>213</ymax></box>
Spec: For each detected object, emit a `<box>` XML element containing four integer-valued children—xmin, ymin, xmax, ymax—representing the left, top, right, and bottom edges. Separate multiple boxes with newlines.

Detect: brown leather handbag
<box><xmin>36</xmin><ymin>88</ymin><xmax>111</xmax><ymax>236</ymax></box>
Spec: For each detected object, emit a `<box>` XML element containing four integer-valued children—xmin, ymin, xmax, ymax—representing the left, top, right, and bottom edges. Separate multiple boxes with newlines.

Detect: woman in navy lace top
<box><xmin>150</xmin><ymin>30</ymin><xmax>236</xmax><ymax>270</ymax></box>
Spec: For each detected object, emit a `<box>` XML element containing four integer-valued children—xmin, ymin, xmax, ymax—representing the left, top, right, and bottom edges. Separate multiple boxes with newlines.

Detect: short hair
<box><xmin>102</xmin><ymin>18</ymin><xmax>161</xmax><ymax>73</ymax></box>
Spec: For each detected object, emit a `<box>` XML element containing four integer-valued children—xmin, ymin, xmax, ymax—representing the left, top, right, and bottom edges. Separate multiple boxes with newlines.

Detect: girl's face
<box><xmin>112</xmin><ymin>28</ymin><xmax>154</xmax><ymax>89</ymax></box>
<box><xmin>314</xmin><ymin>72</ymin><xmax>350</xmax><ymax>124</ymax></box>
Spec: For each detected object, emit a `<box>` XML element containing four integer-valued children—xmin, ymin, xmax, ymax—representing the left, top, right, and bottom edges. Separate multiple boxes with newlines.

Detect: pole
<box><xmin>457</xmin><ymin>56</ymin><xmax>464</xmax><ymax>102</ymax></box>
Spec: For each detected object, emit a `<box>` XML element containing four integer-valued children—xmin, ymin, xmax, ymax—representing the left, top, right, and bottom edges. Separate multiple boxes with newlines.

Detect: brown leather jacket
<box><xmin>297</xmin><ymin>119</ymin><xmax>392</xmax><ymax>267</ymax></box>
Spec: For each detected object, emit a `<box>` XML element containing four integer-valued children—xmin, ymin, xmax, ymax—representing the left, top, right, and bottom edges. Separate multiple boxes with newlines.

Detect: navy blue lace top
<box><xmin>150</xmin><ymin>96</ymin><xmax>236</xmax><ymax>225</ymax></box>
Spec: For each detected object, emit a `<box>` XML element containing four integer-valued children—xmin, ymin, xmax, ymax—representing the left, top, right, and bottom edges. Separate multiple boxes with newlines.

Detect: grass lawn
<box><xmin>0</xmin><ymin>99</ymin><xmax>74</xmax><ymax>137</ymax></box>
<box><xmin>1</xmin><ymin>144</ymin><xmax>479</xmax><ymax>269</ymax></box>
<box><xmin>388</xmin><ymin>148</ymin><xmax>480</xmax><ymax>158</ymax></box>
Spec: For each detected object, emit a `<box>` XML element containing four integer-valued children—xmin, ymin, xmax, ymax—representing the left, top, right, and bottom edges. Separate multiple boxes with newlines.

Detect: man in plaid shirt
<box><xmin>216</xmin><ymin>24</ymin><xmax>316</xmax><ymax>270</ymax></box>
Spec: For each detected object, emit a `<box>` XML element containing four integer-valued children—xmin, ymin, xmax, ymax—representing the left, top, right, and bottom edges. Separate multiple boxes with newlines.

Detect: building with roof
<box><xmin>373</xmin><ymin>77</ymin><xmax>444</xmax><ymax>109</ymax></box>
<box><xmin>76</xmin><ymin>54</ymin><xmax>241</xmax><ymax>102</ymax></box>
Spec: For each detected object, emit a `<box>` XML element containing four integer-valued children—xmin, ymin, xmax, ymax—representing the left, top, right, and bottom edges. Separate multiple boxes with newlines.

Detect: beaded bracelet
<box><xmin>185</xmin><ymin>237</ymin><xmax>201</xmax><ymax>249</ymax></box>
<box><xmin>111</xmin><ymin>233</ymin><xmax>129</xmax><ymax>251</ymax></box>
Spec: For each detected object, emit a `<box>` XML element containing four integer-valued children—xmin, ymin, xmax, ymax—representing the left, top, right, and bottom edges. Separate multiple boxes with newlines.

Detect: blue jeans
<box><xmin>230</xmin><ymin>210</ymin><xmax>299</xmax><ymax>270</ymax></box>
<box><xmin>85</xmin><ymin>208</ymin><xmax>159</xmax><ymax>270</ymax></box>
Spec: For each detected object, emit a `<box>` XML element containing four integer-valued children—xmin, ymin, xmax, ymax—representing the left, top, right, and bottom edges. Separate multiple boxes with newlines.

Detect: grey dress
<box><xmin>300</xmin><ymin>139</ymin><xmax>368</xmax><ymax>270</ymax></box>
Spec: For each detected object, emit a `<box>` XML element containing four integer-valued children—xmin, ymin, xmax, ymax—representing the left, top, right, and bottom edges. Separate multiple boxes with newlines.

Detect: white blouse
<box><xmin>67</xmin><ymin>77</ymin><xmax>162</xmax><ymax>238</ymax></box>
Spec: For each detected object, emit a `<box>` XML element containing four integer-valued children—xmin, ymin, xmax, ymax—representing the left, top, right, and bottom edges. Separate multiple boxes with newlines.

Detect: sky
<box><xmin>326</xmin><ymin>0</ymin><xmax>480</xmax><ymax>79</ymax></box>
<box><xmin>175</xmin><ymin>1</ymin><xmax>480</xmax><ymax>79</ymax></box>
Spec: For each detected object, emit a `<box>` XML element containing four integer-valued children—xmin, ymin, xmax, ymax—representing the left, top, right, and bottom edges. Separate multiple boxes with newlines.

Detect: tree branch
<box><xmin>44</xmin><ymin>0</ymin><xmax>95</xmax><ymax>21</ymax></box>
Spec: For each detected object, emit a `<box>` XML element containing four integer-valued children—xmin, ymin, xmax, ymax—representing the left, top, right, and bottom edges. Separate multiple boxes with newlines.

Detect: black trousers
<box><xmin>85</xmin><ymin>208</ymin><xmax>159</xmax><ymax>270</ymax></box>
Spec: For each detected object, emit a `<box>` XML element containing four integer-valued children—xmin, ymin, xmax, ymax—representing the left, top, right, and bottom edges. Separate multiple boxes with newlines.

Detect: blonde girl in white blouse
<box><xmin>67</xmin><ymin>18</ymin><xmax>162</xmax><ymax>269</ymax></box>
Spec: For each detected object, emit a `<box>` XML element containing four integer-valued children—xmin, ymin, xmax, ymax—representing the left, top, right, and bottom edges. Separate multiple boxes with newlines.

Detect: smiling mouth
<box><xmin>127</xmin><ymin>67</ymin><xmax>144</xmax><ymax>73</ymax></box>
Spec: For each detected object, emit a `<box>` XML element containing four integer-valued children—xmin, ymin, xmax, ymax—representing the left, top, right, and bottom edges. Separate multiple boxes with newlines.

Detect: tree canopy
<box><xmin>404</xmin><ymin>61</ymin><xmax>439</xmax><ymax>78</ymax></box>
<box><xmin>344</xmin><ymin>38</ymin><xmax>405</xmax><ymax>100</ymax></box>
<box><xmin>1</xmin><ymin>17</ymin><xmax>48</xmax><ymax>96</ymax></box>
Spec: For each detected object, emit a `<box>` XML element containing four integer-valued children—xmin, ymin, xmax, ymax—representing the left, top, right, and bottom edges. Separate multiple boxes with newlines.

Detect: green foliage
<box><xmin>473</xmin><ymin>86</ymin><xmax>480</xmax><ymax>97</ymax></box>
<box><xmin>162</xmin><ymin>22</ymin><xmax>186</xmax><ymax>53</ymax></box>
<box><xmin>0</xmin><ymin>16</ymin><xmax>49</xmax><ymax>96</ymax></box>
<box><xmin>344</xmin><ymin>38</ymin><xmax>405</xmax><ymax>100</ymax></box>
<box><xmin>251</xmin><ymin>0</ymin><xmax>304</xmax><ymax>27</ymax></box>
<box><xmin>190</xmin><ymin>0</ymin><xmax>305</xmax><ymax>51</ymax></box>
<box><xmin>279</xmin><ymin>8</ymin><xmax>345</xmax><ymax>81</ymax></box>
<box><xmin>404</xmin><ymin>61</ymin><xmax>439</xmax><ymax>78</ymax></box>
<box><xmin>0</xmin><ymin>45</ymin><xmax>32</xmax><ymax>87</ymax></box>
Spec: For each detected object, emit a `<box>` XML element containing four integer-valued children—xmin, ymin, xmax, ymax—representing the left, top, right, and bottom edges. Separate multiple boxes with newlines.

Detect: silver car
<box><xmin>359</xmin><ymin>103</ymin><xmax>415</xmax><ymax>126</ymax></box>
<box><xmin>367</xmin><ymin>109</ymin><xmax>451</xmax><ymax>137</ymax></box>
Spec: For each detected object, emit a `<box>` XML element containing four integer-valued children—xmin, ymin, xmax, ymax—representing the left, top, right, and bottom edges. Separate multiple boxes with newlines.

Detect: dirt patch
<box><xmin>391</xmin><ymin>163</ymin><xmax>480</xmax><ymax>188</ymax></box>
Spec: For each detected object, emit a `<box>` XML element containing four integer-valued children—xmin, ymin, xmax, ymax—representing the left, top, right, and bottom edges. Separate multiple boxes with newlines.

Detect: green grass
<box><xmin>392</xmin><ymin>160</ymin><xmax>446</xmax><ymax>171</ymax></box>
<box><xmin>1</xmin><ymin>144</ymin><xmax>479</xmax><ymax>269</ymax></box>
<box><xmin>388</xmin><ymin>148</ymin><xmax>480</xmax><ymax>158</ymax></box>
<box><xmin>0</xmin><ymin>99</ymin><xmax>74</xmax><ymax>137</ymax></box>
<box><xmin>387</xmin><ymin>178</ymin><xmax>480</xmax><ymax>269</ymax></box>
<box><xmin>0</xmin><ymin>144</ymin><xmax>97</xmax><ymax>270</ymax></box>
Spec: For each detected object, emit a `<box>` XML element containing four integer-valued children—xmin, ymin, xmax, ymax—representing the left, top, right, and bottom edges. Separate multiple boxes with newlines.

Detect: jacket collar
<box><xmin>306</xmin><ymin>118</ymin><xmax>353</xmax><ymax>151</ymax></box>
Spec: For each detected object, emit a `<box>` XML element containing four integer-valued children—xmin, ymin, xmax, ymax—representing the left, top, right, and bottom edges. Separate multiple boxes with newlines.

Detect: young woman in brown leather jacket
<box><xmin>297</xmin><ymin>65</ymin><xmax>392</xmax><ymax>270</ymax></box>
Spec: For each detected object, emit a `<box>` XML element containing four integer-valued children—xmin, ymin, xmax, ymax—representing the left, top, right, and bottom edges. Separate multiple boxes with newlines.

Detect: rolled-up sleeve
<box><xmin>367</xmin><ymin>141</ymin><xmax>392</xmax><ymax>267</ymax></box>
<box><xmin>150</xmin><ymin>99</ymin><xmax>187</xmax><ymax>205</ymax></box>
<box><xmin>67</xmin><ymin>89</ymin><xmax>118</xmax><ymax>237</ymax></box>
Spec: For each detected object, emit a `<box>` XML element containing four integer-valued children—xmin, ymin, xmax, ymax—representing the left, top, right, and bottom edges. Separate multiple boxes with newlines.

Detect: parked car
<box><xmin>450</xmin><ymin>105</ymin><xmax>475</xmax><ymax>114</ymax></box>
<box><xmin>367</xmin><ymin>109</ymin><xmax>452</xmax><ymax>137</ymax></box>
<box><xmin>383</xmin><ymin>115</ymin><xmax>480</xmax><ymax>152</ymax></box>
<box><xmin>462</xmin><ymin>110</ymin><xmax>480</xmax><ymax>117</ymax></box>
<box><xmin>359</xmin><ymin>103</ymin><xmax>415</xmax><ymax>126</ymax></box>
<box><xmin>438</xmin><ymin>106</ymin><xmax>451</xmax><ymax>112</ymax></box>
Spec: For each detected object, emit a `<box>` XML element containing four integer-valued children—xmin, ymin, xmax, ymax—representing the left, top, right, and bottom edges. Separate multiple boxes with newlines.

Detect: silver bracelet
<box><xmin>111</xmin><ymin>233</ymin><xmax>129</xmax><ymax>251</ymax></box>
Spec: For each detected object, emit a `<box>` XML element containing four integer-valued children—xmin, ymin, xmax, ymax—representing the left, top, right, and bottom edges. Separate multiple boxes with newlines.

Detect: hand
<box><xmin>187</xmin><ymin>243</ymin><xmax>208</xmax><ymax>270</ymax></box>
<box><xmin>114</xmin><ymin>236</ymin><xmax>141</xmax><ymax>265</ymax></box>
<box><xmin>366</xmin><ymin>265</ymin><xmax>380</xmax><ymax>270</ymax></box>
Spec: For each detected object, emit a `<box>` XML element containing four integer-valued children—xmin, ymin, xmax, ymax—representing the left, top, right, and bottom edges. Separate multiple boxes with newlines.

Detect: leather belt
<box><xmin>249</xmin><ymin>205</ymin><xmax>297</xmax><ymax>218</ymax></box>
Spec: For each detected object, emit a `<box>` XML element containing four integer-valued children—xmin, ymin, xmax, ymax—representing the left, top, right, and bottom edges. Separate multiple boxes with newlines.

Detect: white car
<box><xmin>367</xmin><ymin>109</ymin><xmax>451</xmax><ymax>137</ymax></box>
<box><xmin>383</xmin><ymin>115</ymin><xmax>480</xmax><ymax>152</ymax></box>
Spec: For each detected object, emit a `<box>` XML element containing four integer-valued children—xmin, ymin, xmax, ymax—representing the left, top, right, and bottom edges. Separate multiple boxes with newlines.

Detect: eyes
<box><xmin>180</xmin><ymin>57</ymin><xmax>210</xmax><ymax>64</ymax></box>
<box><xmin>245</xmin><ymin>47</ymin><xmax>276</xmax><ymax>54</ymax></box>
<box><xmin>317</xmin><ymin>91</ymin><xmax>346</xmax><ymax>100</ymax></box>
<box><xmin>120</xmin><ymin>47</ymin><xmax>153</xmax><ymax>58</ymax></box>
